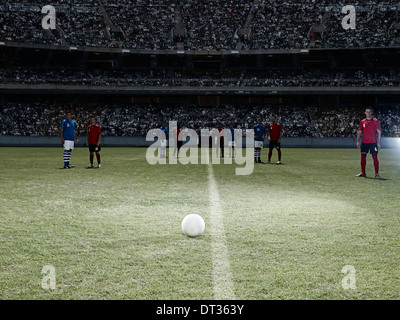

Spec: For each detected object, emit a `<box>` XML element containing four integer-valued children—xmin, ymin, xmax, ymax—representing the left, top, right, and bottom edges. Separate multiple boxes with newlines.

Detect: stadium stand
<box><xmin>1</xmin><ymin>0</ymin><xmax>399</xmax><ymax>50</ymax></box>
<box><xmin>1</xmin><ymin>68</ymin><xmax>399</xmax><ymax>87</ymax></box>
<box><xmin>1</xmin><ymin>103</ymin><xmax>399</xmax><ymax>138</ymax></box>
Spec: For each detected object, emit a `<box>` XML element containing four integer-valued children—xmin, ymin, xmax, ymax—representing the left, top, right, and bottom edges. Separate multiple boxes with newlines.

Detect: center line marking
<box><xmin>208</xmin><ymin>164</ymin><xmax>236</xmax><ymax>300</ymax></box>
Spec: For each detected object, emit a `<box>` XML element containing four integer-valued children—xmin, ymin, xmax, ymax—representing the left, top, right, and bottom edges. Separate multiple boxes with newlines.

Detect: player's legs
<box><xmin>177</xmin><ymin>141</ymin><xmax>182</xmax><ymax>157</ymax></box>
<box><xmin>355</xmin><ymin>152</ymin><xmax>368</xmax><ymax>177</ymax></box>
<box><xmin>229</xmin><ymin>143</ymin><xmax>235</xmax><ymax>158</ymax></box>
<box><xmin>372</xmin><ymin>153</ymin><xmax>379</xmax><ymax>176</ymax></box>
<box><xmin>356</xmin><ymin>143</ymin><xmax>369</xmax><ymax>177</ymax></box>
<box><xmin>63</xmin><ymin>140</ymin><xmax>74</xmax><ymax>168</ymax></box>
<box><xmin>63</xmin><ymin>149</ymin><xmax>72</xmax><ymax>168</ymax></box>
<box><xmin>361</xmin><ymin>152</ymin><xmax>367</xmax><ymax>174</ymax></box>
<box><xmin>160</xmin><ymin>140</ymin><xmax>166</xmax><ymax>158</ymax></box>
<box><xmin>254</xmin><ymin>141</ymin><xmax>263</xmax><ymax>163</ymax></box>
<box><xmin>370</xmin><ymin>144</ymin><xmax>380</xmax><ymax>178</ymax></box>
<box><xmin>267</xmin><ymin>141</ymin><xmax>276</xmax><ymax>163</ymax></box>
<box><xmin>267</xmin><ymin>147</ymin><xmax>273</xmax><ymax>163</ymax></box>
<box><xmin>89</xmin><ymin>152</ymin><xmax>94</xmax><ymax>167</ymax></box>
<box><xmin>254</xmin><ymin>148</ymin><xmax>259</xmax><ymax>162</ymax></box>
<box><xmin>96</xmin><ymin>151</ymin><xmax>101</xmax><ymax>167</ymax></box>
<box><xmin>276</xmin><ymin>144</ymin><xmax>282</xmax><ymax>163</ymax></box>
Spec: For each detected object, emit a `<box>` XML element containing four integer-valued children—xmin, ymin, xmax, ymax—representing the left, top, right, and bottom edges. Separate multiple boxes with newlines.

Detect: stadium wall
<box><xmin>0</xmin><ymin>136</ymin><xmax>399</xmax><ymax>149</ymax></box>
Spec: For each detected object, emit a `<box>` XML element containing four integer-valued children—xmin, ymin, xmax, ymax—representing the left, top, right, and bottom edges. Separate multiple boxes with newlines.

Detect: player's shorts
<box><xmin>63</xmin><ymin>140</ymin><xmax>74</xmax><ymax>150</ymax></box>
<box><xmin>89</xmin><ymin>144</ymin><xmax>101</xmax><ymax>152</ymax></box>
<box><xmin>228</xmin><ymin>141</ymin><xmax>236</xmax><ymax>147</ymax></box>
<box><xmin>269</xmin><ymin>140</ymin><xmax>281</xmax><ymax>150</ymax></box>
<box><xmin>160</xmin><ymin>140</ymin><xmax>168</xmax><ymax>147</ymax></box>
<box><xmin>361</xmin><ymin>143</ymin><xmax>378</xmax><ymax>154</ymax></box>
<box><xmin>254</xmin><ymin>141</ymin><xmax>264</xmax><ymax>149</ymax></box>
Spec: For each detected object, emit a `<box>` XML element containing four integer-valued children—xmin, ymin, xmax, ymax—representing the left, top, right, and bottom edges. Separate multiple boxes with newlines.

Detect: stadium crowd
<box><xmin>1</xmin><ymin>103</ymin><xmax>399</xmax><ymax>138</ymax></box>
<box><xmin>0</xmin><ymin>0</ymin><xmax>399</xmax><ymax>50</ymax></box>
<box><xmin>1</xmin><ymin>68</ymin><xmax>399</xmax><ymax>88</ymax></box>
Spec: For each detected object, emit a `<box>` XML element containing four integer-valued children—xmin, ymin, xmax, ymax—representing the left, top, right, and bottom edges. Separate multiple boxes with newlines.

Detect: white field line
<box><xmin>208</xmin><ymin>164</ymin><xmax>236</xmax><ymax>300</ymax></box>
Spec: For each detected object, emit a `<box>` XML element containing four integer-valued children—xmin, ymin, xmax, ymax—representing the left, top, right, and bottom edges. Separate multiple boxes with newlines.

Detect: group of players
<box><xmin>60</xmin><ymin>112</ymin><xmax>102</xmax><ymax>169</ymax></box>
<box><xmin>60</xmin><ymin>108</ymin><xmax>383</xmax><ymax>179</ymax></box>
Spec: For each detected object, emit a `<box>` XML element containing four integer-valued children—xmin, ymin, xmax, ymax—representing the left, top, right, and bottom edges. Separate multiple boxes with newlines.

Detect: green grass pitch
<box><xmin>0</xmin><ymin>147</ymin><xmax>399</xmax><ymax>299</ymax></box>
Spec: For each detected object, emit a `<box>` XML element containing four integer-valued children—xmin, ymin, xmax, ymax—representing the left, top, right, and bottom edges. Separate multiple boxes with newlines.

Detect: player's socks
<box><xmin>361</xmin><ymin>153</ymin><xmax>367</xmax><ymax>174</ymax></box>
<box><xmin>268</xmin><ymin>149</ymin><xmax>272</xmax><ymax>162</ymax></box>
<box><xmin>63</xmin><ymin>152</ymin><xmax>69</xmax><ymax>167</ymax></box>
<box><xmin>64</xmin><ymin>151</ymin><xmax>71</xmax><ymax>167</ymax></box>
<box><xmin>372</xmin><ymin>154</ymin><xmax>379</xmax><ymax>175</ymax></box>
<box><xmin>96</xmin><ymin>153</ymin><xmax>101</xmax><ymax>165</ymax></box>
<box><xmin>90</xmin><ymin>154</ymin><xmax>94</xmax><ymax>165</ymax></box>
<box><xmin>278</xmin><ymin>149</ymin><xmax>282</xmax><ymax>161</ymax></box>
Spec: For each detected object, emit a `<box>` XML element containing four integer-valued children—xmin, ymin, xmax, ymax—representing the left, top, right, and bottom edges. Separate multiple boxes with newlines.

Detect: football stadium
<box><xmin>1</xmin><ymin>0</ymin><xmax>400</xmax><ymax>306</ymax></box>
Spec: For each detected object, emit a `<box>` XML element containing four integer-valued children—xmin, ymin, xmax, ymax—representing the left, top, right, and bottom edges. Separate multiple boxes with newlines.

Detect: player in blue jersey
<box><xmin>160</xmin><ymin>121</ymin><xmax>169</xmax><ymax>158</ymax></box>
<box><xmin>60</xmin><ymin>112</ymin><xmax>79</xmax><ymax>168</ymax></box>
<box><xmin>253</xmin><ymin>118</ymin><xmax>266</xmax><ymax>163</ymax></box>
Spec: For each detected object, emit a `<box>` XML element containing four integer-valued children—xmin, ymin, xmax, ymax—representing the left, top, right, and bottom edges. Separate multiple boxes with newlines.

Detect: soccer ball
<box><xmin>181</xmin><ymin>214</ymin><xmax>205</xmax><ymax>237</ymax></box>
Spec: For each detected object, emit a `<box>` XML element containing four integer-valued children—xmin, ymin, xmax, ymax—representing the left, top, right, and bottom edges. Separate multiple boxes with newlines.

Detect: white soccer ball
<box><xmin>181</xmin><ymin>214</ymin><xmax>205</xmax><ymax>237</ymax></box>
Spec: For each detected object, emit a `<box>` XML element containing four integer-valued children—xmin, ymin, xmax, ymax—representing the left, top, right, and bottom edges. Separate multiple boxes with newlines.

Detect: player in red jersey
<box><xmin>356</xmin><ymin>108</ymin><xmax>382</xmax><ymax>179</ymax></box>
<box><xmin>267</xmin><ymin>116</ymin><xmax>282</xmax><ymax>164</ymax></box>
<box><xmin>173</xmin><ymin>124</ymin><xmax>183</xmax><ymax>157</ymax></box>
<box><xmin>86</xmin><ymin>117</ymin><xmax>102</xmax><ymax>168</ymax></box>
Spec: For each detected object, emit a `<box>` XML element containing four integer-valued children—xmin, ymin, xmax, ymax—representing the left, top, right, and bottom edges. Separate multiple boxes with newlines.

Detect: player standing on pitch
<box><xmin>217</xmin><ymin>123</ymin><xmax>224</xmax><ymax>158</ymax></box>
<box><xmin>267</xmin><ymin>116</ymin><xmax>282</xmax><ymax>164</ymax></box>
<box><xmin>160</xmin><ymin>121</ymin><xmax>169</xmax><ymax>159</ymax></box>
<box><xmin>228</xmin><ymin>123</ymin><xmax>236</xmax><ymax>158</ymax></box>
<box><xmin>356</xmin><ymin>108</ymin><xmax>382</xmax><ymax>179</ymax></box>
<box><xmin>253</xmin><ymin>118</ymin><xmax>266</xmax><ymax>163</ymax></box>
<box><xmin>60</xmin><ymin>111</ymin><xmax>79</xmax><ymax>169</ymax></box>
<box><xmin>86</xmin><ymin>117</ymin><xmax>102</xmax><ymax>168</ymax></box>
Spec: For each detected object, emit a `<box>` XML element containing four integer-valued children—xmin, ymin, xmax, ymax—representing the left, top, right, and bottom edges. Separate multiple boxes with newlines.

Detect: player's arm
<box><xmin>356</xmin><ymin>130</ymin><xmax>362</xmax><ymax>149</ymax></box>
<box><xmin>377</xmin><ymin>129</ymin><xmax>382</xmax><ymax>150</ymax></box>
<box><xmin>277</xmin><ymin>129</ymin><xmax>282</xmax><ymax>144</ymax></box>
<box><xmin>97</xmin><ymin>133</ymin><xmax>101</xmax><ymax>147</ymax></box>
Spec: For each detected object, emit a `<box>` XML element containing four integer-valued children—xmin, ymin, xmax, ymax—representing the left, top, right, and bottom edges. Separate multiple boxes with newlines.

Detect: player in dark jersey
<box><xmin>356</xmin><ymin>108</ymin><xmax>382</xmax><ymax>179</ymax></box>
<box><xmin>217</xmin><ymin>124</ymin><xmax>224</xmax><ymax>158</ymax></box>
<box><xmin>253</xmin><ymin>118</ymin><xmax>266</xmax><ymax>163</ymax></box>
<box><xmin>228</xmin><ymin>124</ymin><xmax>236</xmax><ymax>158</ymax></box>
<box><xmin>60</xmin><ymin>111</ymin><xmax>79</xmax><ymax>169</ymax></box>
<box><xmin>86</xmin><ymin>117</ymin><xmax>102</xmax><ymax>168</ymax></box>
<box><xmin>267</xmin><ymin>116</ymin><xmax>282</xmax><ymax>164</ymax></box>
